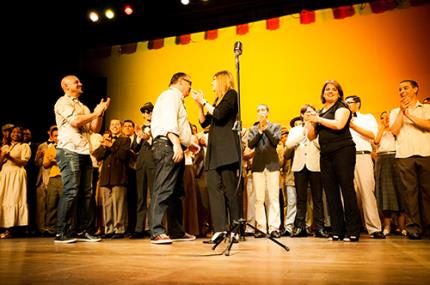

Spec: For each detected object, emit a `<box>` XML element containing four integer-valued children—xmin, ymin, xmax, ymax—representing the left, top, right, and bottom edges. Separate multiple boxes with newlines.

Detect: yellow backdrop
<box><xmin>81</xmin><ymin>4</ymin><xmax>430</xmax><ymax>130</ymax></box>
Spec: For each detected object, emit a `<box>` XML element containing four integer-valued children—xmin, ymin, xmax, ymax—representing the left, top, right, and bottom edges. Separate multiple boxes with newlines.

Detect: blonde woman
<box><xmin>192</xmin><ymin>70</ymin><xmax>241</xmax><ymax>243</ymax></box>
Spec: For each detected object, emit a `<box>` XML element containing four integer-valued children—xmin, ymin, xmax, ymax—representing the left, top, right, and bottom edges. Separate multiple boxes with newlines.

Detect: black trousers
<box><xmin>320</xmin><ymin>146</ymin><xmax>361</xmax><ymax>237</ymax></box>
<box><xmin>135</xmin><ymin>164</ymin><xmax>154</xmax><ymax>233</ymax></box>
<box><xmin>294</xmin><ymin>167</ymin><xmax>324</xmax><ymax>229</ymax></box>
<box><xmin>149</xmin><ymin>140</ymin><xmax>185</xmax><ymax>238</ymax></box>
<box><xmin>207</xmin><ymin>163</ymin><xmax>240</xmax><ymax>232</ymax></box>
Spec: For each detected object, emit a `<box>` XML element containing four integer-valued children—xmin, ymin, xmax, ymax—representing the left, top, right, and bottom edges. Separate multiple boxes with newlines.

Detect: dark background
<box><xmin>2</xmin><ymin>0</ymin><xmax>375</xmax><ymax>142</ymax></box>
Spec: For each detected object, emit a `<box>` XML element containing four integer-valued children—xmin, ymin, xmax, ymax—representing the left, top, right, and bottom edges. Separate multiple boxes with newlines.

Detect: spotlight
<box><xmin>105</xmin><ymin>9</ymin><xmax>115</xmax><ymax>19</ymax></box>
<box><xmin>88</xmin><ymin>11</ymin><xmax>100</xmax><ymax>22</ymax></box>
<box><xmin>181</xmin><ymin>0</ymin><xmax>190</xmax><ymax>5</ymax></box>
<box><xmin>124</xmin><ymin>4</ymin><xmax>134</xmax><ymax>15</ymax></box>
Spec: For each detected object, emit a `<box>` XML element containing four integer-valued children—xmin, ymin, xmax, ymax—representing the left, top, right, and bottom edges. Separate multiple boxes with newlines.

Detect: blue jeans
<box><xmin>56</xmin><ymin>148</ymin><xmax>94</xmax><ymax>234</ymax></box>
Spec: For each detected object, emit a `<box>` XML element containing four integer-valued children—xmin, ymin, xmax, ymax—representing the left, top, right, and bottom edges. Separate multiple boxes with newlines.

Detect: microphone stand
<box><xmin>211</xmin><ymin>43</ymin><xmax>289</xmax><ymax>256</ymax></box>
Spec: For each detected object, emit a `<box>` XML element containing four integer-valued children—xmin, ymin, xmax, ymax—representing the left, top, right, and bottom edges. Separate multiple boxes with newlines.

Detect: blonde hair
<box><xmin>213</xmin><ymin>70</ymin><xmax>235</xmax><ymax>105</ymax></box>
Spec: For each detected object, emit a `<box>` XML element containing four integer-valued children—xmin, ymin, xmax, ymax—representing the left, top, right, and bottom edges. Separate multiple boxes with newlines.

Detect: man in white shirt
<box><xmin>345</xmin><ymin>95</ymin><xmax>385</xmax><ymax>239</ymax></box>
<box><xmin>149</xmin><ymin>72</ymin><xmax>195</xmax><ymax>244</ymax></box>
<box><xmin>390</xmin><ymin>80</ymin><xmax>430</xmax><ymax>240</ymax></box>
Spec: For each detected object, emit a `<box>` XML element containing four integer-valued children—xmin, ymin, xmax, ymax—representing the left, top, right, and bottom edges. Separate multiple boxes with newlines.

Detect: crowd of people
<box><xmin>1</xmin><ymin>74</ymin><xmax>429</xmax><ymax>244</ymax></box>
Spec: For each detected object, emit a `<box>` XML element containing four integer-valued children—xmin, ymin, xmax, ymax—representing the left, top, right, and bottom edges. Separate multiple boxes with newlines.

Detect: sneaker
<box><xmin>54</xmin><ymin>233</ymin><xmax>77</xmax><ymax>244</ymax></box>
<box><xmin>171</xmin><ymin>232</ymin><xmax>196</xmax><ymax>242</ymax></box>
<box><xmin>76</xmin><ymin>232</ymin><xmax>102</xmax><ymax>242</ymax></box>
<box><xmin>151</xmin><ymin>233</ymin><xmax>172</xmax><ymax>244</ymax></box>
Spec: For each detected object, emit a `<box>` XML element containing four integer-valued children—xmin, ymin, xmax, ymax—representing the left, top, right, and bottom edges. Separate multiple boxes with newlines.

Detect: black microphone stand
<box><xmin>212</xmin><ymin>42</ymin><xmax>289</xmax><ymax>256</ymax></box>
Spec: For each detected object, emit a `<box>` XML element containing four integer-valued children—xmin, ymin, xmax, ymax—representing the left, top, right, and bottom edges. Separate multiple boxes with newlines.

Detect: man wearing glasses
<box><xmin>149</xmin><ymin>72</ymin><xmax>195</xmax><ymax>244</ymax></box>
<box><xmin>345</xmin><ymin>95</ymin><xmax>385</xmax><ymax>239</ymax></box>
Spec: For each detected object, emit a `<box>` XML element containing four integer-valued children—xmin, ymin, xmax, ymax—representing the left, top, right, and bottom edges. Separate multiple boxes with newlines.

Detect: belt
<box><xmin>153</xmin><ymin>136</ymin><xmax>187</xmax><ymax>150</ymax></box>
<box><xmin>378</xmin><ymin>151</ymin><xmax>396</xmax><ymax>155</ymax></box>
<box><xmin>154</xmin><ymin>135</ymin><xmax>169</xmax><ymax>141</ymax></box>
<box><xmin>356</xmin><ymin>150</ymin><xmax>371</xmax><ymax>155</ymax></box>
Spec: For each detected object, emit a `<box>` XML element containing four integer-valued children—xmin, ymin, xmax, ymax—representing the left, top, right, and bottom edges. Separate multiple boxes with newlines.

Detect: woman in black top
<box><xmin>308</xmin><ymin>80</ymin><xmax>361</xmax><ymax>241</ymax></box>
<box><xmin>192</xmin><ymin>70</ymin><xmax>241</xmax><ymax>243</ymax></box>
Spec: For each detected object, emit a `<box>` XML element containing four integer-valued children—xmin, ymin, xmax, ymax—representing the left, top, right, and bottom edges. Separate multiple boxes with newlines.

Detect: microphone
<box><xmin>234</xmin><ymin>41</ymin><xmax>242</xmax><ymax>56</ymax></box>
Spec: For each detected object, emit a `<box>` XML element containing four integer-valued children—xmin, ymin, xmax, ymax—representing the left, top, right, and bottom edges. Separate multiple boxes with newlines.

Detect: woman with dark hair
<box><xmin>374</xmin><ymin>111</ymin><xmax>406</xmax><ymax>236</ymax></box>
<box><xmin>192</xmin><ymin>70</ymin><xmax>241</xmax><ymax>243</ymax></box>
<box><xmin>308</xmin><ymin>80</ymin><xmax>361</xmax><ymax>241</ymax></box>
<box><xmin>0</xmin><ymin>126</ymin><xmax>31</xmax><ymax>238</ymax></box>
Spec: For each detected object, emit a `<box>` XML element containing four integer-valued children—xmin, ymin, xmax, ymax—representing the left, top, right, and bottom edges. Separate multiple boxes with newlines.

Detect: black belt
<box><xmin>378</xmin><ymin>151</ymin><xmax>396</xmax><ymax>155</ymax></box>
<box><xmin>356</xmin><ymin>150</ymin><xmax>371</xmax><ymax>155</ymax></box>
<box><xmin>153</xmin><ymin>136</ymin><xmax>187</xmax><ymax>150</ymax></box>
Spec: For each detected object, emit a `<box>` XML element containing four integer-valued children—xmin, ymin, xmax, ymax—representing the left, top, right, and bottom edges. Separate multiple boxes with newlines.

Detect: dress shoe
<box><xmin>111</xmin><ymin>233</ymin><xmax>125</xmax><ymax>239</ymax></box>
<box><xmin>270</xmin><ymin>231</ymin><xmax>281</xmax><ymax>238</ymax></box>
<box><xmin>344</xmin><ymin>235</ymin><xmax>359</xmax><ymax>242</ymax></box>
<box><xmin>292</xmin><ymin>227</ymin><xmax>308</xmax><ymax>237</ymax></box>
<box><xmin>314</xmin><ymin>229</ymin><xmax>329</xmax><ymax>238</ymax></box>
<box><xmin>101</xmin><ymin>233</ymin><xmax>113</xmax><ymax>239</ymax></box>
<box><xmin>203</xmin><ymin>231</ymin><xmax>226</xmax><ymax>244</ymax></box>
<box><xmin>370</xmin><ymin>231</ymin><xmax>386</xmax><ymax>239</ymax></box>
<box><xmin>129</xmin><ymin>231</ymin><xmax>145</xmax><ymax>239</ymax></box>
<box><xmin>407</xmin><ymin>232</ymin><xmax>422</xmax><ymax>240</ymax></box>
<box><xmin>254</xmin><ymin>231</ymin><xmax>266</xmax><ymax>238</ymax></box>
<box><xmin>282</xmin><ymin>229</ymin><xmax>292</xmax><ymax>237</ymax></box>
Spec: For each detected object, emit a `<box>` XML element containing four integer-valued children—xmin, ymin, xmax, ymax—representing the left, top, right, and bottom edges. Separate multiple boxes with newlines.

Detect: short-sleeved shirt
<box><xmin>54</xmin><ymin>94</ymin><xmax>92</xmax><ymax>155</ymax></box>
<box><xmin>317</xmin><ymin>100</ymin><xmax>355</xmax><ymax>155</ymax></box>
<box><xmin>389</xmin><ymin>102</ymin><xmax>430</xmax><ymax>158</ymax></box>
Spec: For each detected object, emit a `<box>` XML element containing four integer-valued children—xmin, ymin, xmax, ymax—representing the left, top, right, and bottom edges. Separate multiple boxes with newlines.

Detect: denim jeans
<box><xmin>56</xmin><ymin>148</ymin><xmax>94</xmax><ymax>234</ymax></box>
<box><xmin>149</xmin><ymin>139</ymin><xmax>185</xmax><ymax>238</ymax></box>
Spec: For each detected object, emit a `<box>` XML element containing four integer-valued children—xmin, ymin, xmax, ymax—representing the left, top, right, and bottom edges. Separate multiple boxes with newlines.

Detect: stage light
<box><xmin>88</xmin><ymin>11</ymin><xmax>100</xmax><ymax>22</ymax></box>
<box><xmin>124</xmin><ymin>4</ymin><xmax>134</xmax><ymax>15</ymax></box>
<box><xmin>181</xmin><ymin>0</ymin><xmax>190</xmax><ymax>5</ymax></box>
<box><xmin>105</xmin><ymin>9</ymin><xmax>115</xmax><ymax>19</ymax></box>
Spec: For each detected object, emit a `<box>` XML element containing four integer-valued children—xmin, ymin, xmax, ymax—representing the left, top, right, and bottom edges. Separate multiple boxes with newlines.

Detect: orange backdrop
<box><xmin>81</xmin><ymin>4</ymin><xmax>430</xmax><ymax>130</ymax></box>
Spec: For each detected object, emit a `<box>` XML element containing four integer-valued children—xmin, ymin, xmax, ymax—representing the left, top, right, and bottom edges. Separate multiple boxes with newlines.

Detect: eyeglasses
<box><xmin>345</xmin><ymin>101</ymin><xmax>357</xmax><ymax>104</ymax></box>
<box><xmin>142</xmin><ymin>110</ymin><xmax>151</xmax><ymax>114</ymax></box>
<box><xmin>182</xmin><ymin>78</ymin><xmax>192</xmax><ymax>86</ymax></box>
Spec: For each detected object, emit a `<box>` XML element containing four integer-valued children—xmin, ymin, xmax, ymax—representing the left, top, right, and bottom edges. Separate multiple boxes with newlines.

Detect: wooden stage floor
<box><xmin>1</xmin><ymin>235</ymin><xmax>429</xmax><ymax>285</ymax></box>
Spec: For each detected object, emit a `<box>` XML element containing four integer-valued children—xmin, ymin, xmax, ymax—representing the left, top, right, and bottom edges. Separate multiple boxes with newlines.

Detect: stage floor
<box><xmin>1</xmin><ymin>235</ymin><xmax>429</xmax><ymax>284</ymax></box>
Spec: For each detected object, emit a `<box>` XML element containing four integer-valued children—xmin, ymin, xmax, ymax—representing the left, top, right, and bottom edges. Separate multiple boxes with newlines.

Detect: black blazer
<box><xmin>201</xmin><ymin>89</ymin><xmax>241</xmax><ymax>170</ymax></box>
<box><xmin>93</xmin><ymin>136</ymin><xmax>131</xmax><ymax>187</ymax></box>
<box><xmin>131</xmin><ymin>126</ymin><xmax>155</xmax><ymax>170</ymax></box>
<box><xmin>248</xmin><ymin>121</ymin><xmax>281</xmax><ymax>172</ymax></box>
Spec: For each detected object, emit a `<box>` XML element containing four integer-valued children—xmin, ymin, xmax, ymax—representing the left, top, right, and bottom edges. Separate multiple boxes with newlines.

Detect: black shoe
<box><xmin>282</xmin><ymin>229</ymin><xmax>292</xmax><ymax>237</ymax></box>
<box><xmin>111</xmin><ymin>233</ymin><xmax>125</xmax><ymax>239</ymax></box>
<box><xmin>293</xmin><ymin>227</ymin><xmax>308</xmax><ymax>237</ymax></box>
<box><xmin>129</xmin><ymin>231</ymin><xmax>145</xmax><ymax>239</ymax></box>
<box><xmin>203</xmin><ymin>231</ymin><xmax>226</xmax><ymax>244</ymax></box>
<box><xmin>101</xmin><ymin>233</ymin><xmax>114</xmax><ymax>239</ymax></box>
<box><xmin>407</xmin><ymin>232</ymin><xmax>422</xmax><ymax>240</ymax></box>
<box><xmin>54</xmin><ymin>233</ymin><xmax>77</xmax><ymax>244</ymax></box>
<box><xmin>370</xmin><ymin>231</ymin><xmax>386</xmax><ymax>239</ymax></box>
<box><xmin>315</xmin><ymin>229</ymin><xmax>329</xmax><ymax>238</ymax></box>
<box><xmin>270</xmin><ymin>231</ymin><xmax>281</xmax><ymax>238</ymax></box>
<box><xmin>254</xmin><ymin>231</ymin><xmax>266</xmax><ymax>238</ymax></box>
<box><xmin>76</xmin><ymin>231</ymin><xmax>102</xmax><ymax>242</ymax></box>
<box><xmin>344</xmin><ymin>235</ymin><xmax>359</xmax><ymax>242</ymax></box>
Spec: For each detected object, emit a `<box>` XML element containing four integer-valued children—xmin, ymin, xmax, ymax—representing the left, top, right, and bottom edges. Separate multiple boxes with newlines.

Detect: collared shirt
<box><xmin>390</xmin><ymin>102</ymin><xmax>430</xmax><ymax>158</ymax></box>
<box><xmin>286</xmin><ymin>124</ymin><xmax>320</xmax><ymax>172</ymax></box>
<box><xmin>350</xmin><ymin>112</ymin><xmax>378</xmax><ymax>152</ymax></box>
<box><xmin>54</xmin><ymin>94</ymin><xmax>91</xmax><ymax>155</ymax></box>
<box><xmin>151</xmin><ymin>86</ymin><xmax>192</xmax><ymax>147</ymax></box>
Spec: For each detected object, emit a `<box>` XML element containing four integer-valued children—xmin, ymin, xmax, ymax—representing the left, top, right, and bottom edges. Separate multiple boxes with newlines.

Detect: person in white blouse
<box><xmin>345</xmin><ymin>95</ymin><xmax>385</xmax><ymax>239</ymax></box>
<box><xmin>286</xmin><ymin>104</ymin><xmax>328</xmax><ymax>238</ymax></box>
<box><xmin>374</xmin><ymin>111</ymin><xmax>406</xmax><ymax>236</ymax></box>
